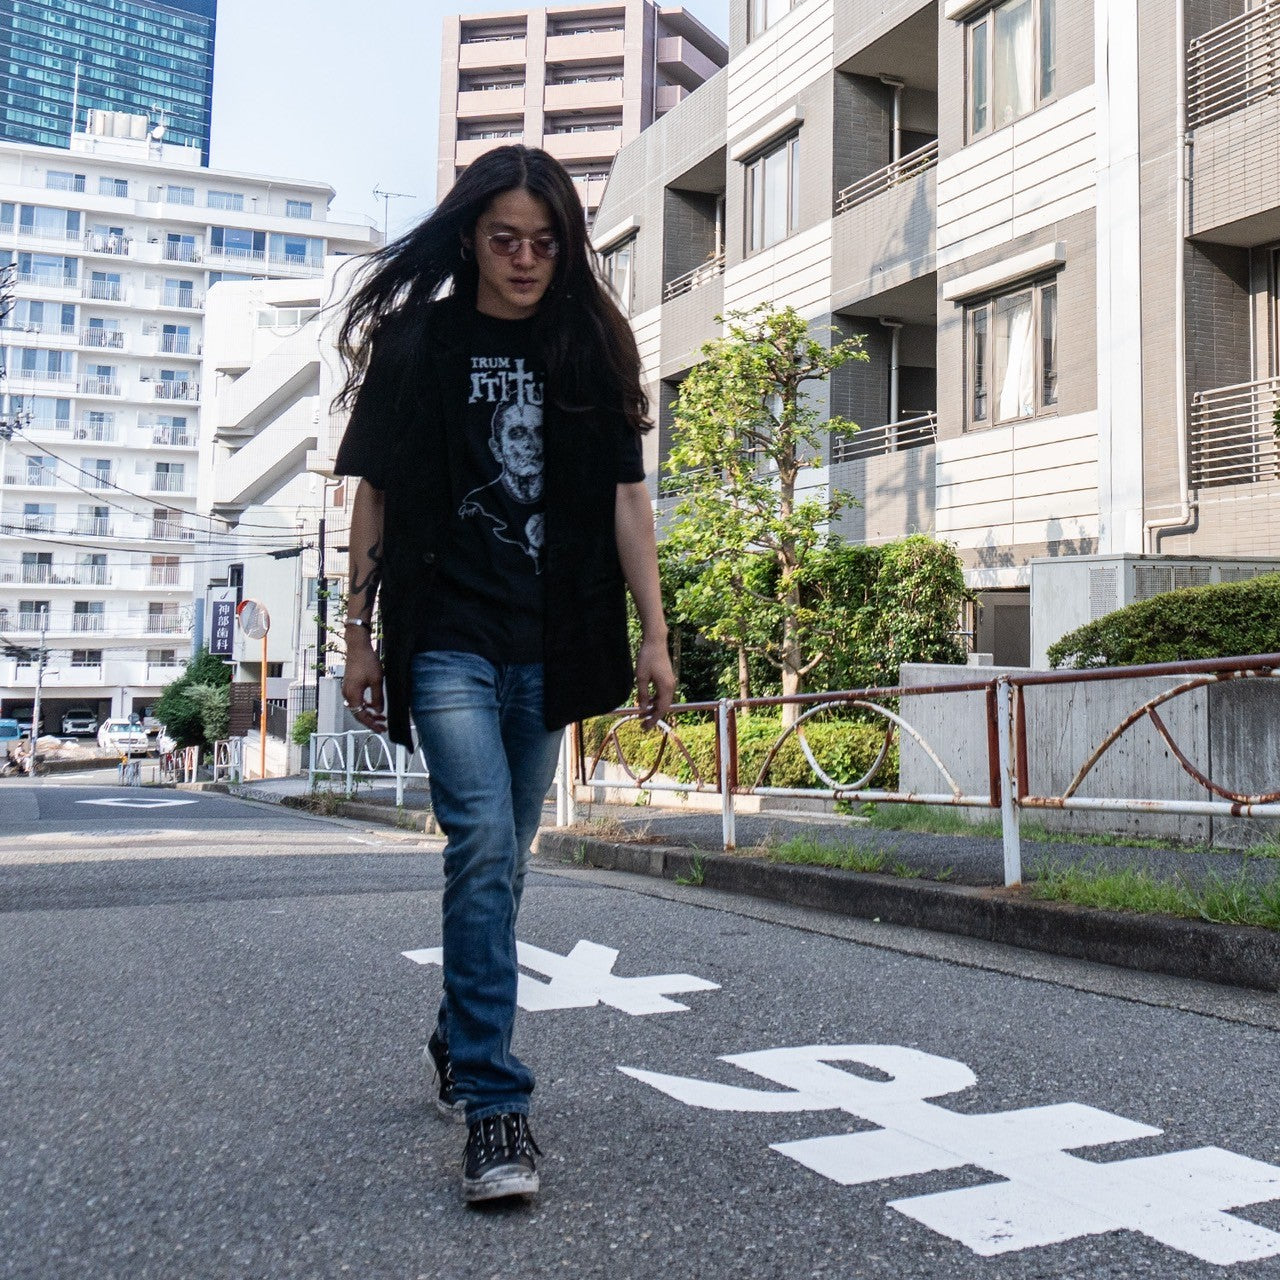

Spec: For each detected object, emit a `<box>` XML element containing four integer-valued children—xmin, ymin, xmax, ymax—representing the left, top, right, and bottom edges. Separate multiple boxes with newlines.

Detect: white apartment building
<box><xmin>438</xmin><ymin>0</ymin><xmax>726</xmax><ymax>222</ymax></box>
<box><xmin>196</xmin><ymin>263</ymin><xmax>357</xmax><ymax>699</ymax></box>
<box><xmin>0</xmin><ymin>113</ymin><xmax>378</xmax><ymax>729</ymax></box>
<box><xmin>595</xmin><ymin>0</ymin><xmax>1280</xmax><ymax>668</ymax></box>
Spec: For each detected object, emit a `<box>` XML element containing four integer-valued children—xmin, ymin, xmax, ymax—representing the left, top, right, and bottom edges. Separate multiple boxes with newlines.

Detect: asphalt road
<box><xmin>3</xmin><ymin>781</ymin><xmax>1280</xmax><ymax>1279</ymax></box>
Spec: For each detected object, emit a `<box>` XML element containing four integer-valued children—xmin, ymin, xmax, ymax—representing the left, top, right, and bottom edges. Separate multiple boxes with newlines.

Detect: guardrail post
<box><xmin>394</xmin><ymin>742</ymin><xmax>406</xmax><ymax>808</ymax></box>
<box><xmin>307</xmin><ymin>734</ymin><xmax>316</xmax><ymax>791</ymax></box>
<box><xmin>718</xmin><ymin>698</ymin><xmax>736</xmax><ymax>851</ymax></box>
<box><xmin>345</xmin><ymin>730</ymin><xmax>355</xmax><ymax>798</ymax></box>
<box><xmin>995</xmin><ymin>676</ymin><xmax>1022</xmax><ymax>886</ymax></box>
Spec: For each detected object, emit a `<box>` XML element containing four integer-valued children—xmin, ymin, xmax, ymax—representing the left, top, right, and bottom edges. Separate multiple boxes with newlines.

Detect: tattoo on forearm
<box><xmin>348</xmin><ymin>539</ymin><xmax>383</xmax><ymax>609</ymax></box>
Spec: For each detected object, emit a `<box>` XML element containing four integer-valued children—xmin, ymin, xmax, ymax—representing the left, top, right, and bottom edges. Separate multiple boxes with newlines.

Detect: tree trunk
<box><xmin>737</xmin><ymin>644</ymin><xmax>750</xmax><ymax>702</ymax></box>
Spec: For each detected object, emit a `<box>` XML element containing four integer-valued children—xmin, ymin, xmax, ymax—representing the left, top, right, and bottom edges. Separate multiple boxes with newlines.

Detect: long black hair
<box><xmin>336</xmin><ymin>145</ymin><xmax>649</xmax><ymax>434</ymax></box>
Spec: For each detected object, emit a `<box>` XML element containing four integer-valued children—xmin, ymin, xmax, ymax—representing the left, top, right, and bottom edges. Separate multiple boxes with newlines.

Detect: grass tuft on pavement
<box><xmin>1030</xmin><ymin>862</ymin><xmax>1280</xmax><ymax>931</ymax></box>
<box><xmin>768</xmin><ymin>835</ymin><xmax>887</xmax><ymax>874</ymax></box>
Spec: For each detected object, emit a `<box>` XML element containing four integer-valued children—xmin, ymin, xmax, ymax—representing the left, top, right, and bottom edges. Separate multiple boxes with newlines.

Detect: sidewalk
<box><xmin>225</xmin><ymin>777</ymin><xmax>1280</xmax><ymax>991</ymax></box>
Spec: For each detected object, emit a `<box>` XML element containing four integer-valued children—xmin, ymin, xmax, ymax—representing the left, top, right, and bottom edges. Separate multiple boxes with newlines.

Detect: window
<box><xmin>46</xmin><ymin>171</ymin><xmax>86</xmax><ymax>193</ymax></box>
<box><xmin>285</xmin><ymin>199</ymin><xmax>313</xmax><ymax>219</ymax></box>
<box><xmin>969</xmin><ymin>0</ymin><xmax>1055</xmax><ymax>138</ymax></box>
<box><xmin>966</xmin><ymin>278</ymin><xmax>1058</xmax><ymax>427</ymax></box>
<box><xmin>71</xmin><ymin>649</ymin><xmax>103</xmax><ymax>667</ymax></box>
<box><xmin>749</xmin><ymin>0</ymin><xmax>796</xmax><ymax>40</ymax></box>
<box><xmin>165</xmin><ymin>185</ymin><xmax>195</xmax><ymax>206</ymax></box>
<box><xmin>602</xmin><ymin>236</ymin><xmax>635</xmax><ymax>314</ymax></box>
<box><xmin>745</xmin><ymin>134</ymin><xmax>801</xmax><ymax>254</ymax></box>
<box><xmin>208</xmin><ymin>190</ymin><xmax>244</xmax><ymax>211</ymax></box>
<box><xmin>99</xmin><ymin>176</ymin><xmax>128</xmax><ymax>198</ymax></box>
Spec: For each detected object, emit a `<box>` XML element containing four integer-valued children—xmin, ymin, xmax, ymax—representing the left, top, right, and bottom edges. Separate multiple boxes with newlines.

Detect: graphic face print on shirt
<box><xmin>459</xmin><ymin>356</ymin><xmax>546</xmax><ymax>571</ymax></box>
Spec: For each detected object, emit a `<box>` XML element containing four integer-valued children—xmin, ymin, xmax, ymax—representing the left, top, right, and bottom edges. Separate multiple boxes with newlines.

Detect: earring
<box><xmin>460</xmin><ymin>243</ymin><xmax>472</xmax><ymax>261</ymax></box>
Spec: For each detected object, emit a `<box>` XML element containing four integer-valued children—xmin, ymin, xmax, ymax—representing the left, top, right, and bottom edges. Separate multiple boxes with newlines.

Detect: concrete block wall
<box><xmin>899</xmin><ymin>662</ymin><xmax>1280</xmax><ymax>847</ymax></box>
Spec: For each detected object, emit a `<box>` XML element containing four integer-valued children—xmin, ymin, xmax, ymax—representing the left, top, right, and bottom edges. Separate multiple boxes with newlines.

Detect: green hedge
<box><xmin>583</xmin><ymin>713</ymin><xmax>898</xmax><ymax>790</ymax></box>
<box><xmin>1047</xmin><ymin>573</ymin><xmax>1280</xmax><ymax>668</ymax></box>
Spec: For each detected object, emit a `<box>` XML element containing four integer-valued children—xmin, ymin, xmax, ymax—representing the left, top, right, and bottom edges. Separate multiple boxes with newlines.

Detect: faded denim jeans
<box><xmin>409</xmin><ymin>651</ymin><xmax>562</xmax><ymax>1123</ymax></box>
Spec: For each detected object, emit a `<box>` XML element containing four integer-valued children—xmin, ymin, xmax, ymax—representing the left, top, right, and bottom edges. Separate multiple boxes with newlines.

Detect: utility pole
<box><xmin>28</xmin><ymin>611</ymin><xmax>48</xmax><ymax>774</ymax></box>
<box><xmin>315</xmin><ymin>511</ymin><xmax>327</xmax><ymax>702</ymax></box>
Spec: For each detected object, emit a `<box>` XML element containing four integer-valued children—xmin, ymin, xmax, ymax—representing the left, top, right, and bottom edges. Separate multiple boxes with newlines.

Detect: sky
<box><xmin>208</xmin><ymin>0</ymin><xmax>730</xmax><ymax>241</ymax></box>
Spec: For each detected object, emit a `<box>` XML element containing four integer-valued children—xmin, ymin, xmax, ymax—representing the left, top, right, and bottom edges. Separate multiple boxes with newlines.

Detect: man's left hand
<box><xmin>635</xmin><ymin>635</ymin><xmax>676</xmax><ymax>731</ymax></box>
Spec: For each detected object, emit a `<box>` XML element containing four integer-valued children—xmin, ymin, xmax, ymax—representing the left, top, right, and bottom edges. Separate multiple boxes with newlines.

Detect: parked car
<box><xmin>7</xmin><ymin>708</ymin><xmax>44</xmax><ymax>736</ymax></box>
<box><xmin>97</xmin><ymin>719</ymin><xmax>150</xmax><ymax>755</ymax></box>
<box><xmin>61</xmin><ymin>708</ymin><xmax>99</xmax><ymax>737</ymax></box>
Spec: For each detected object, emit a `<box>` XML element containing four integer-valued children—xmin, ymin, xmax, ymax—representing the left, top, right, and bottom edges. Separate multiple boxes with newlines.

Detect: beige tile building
<box><xmin>594</xmin><ymin>0</ymin><xmax>1280</xmax><ymax>668</ymax></box>
<box><xmin>437</xmin><ymin>1</ymin><xmax>727</xmax><ymax>222</ymax></box>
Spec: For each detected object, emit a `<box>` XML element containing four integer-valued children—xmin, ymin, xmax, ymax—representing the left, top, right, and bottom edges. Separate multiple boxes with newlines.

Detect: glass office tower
<box><xmin>0</xmin><ymin>0</ymin><xmax>217</xmax><ymax>165</ymax></box>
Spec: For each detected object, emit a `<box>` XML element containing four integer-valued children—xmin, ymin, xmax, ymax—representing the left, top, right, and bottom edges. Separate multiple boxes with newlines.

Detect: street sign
<box><xmin>209</xmin><ymin>599</ymin><xmax>236</xmax><ymax>657</ymax></box>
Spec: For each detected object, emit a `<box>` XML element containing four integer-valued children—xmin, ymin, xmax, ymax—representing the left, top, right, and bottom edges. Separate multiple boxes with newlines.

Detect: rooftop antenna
<box><xmin>372</xmin><ymin>185</ymin><xmax>414</xmax><ymax>243</ymax></box>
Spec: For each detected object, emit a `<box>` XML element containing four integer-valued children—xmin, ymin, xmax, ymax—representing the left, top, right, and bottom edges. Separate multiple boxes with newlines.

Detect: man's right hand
<box><xmin>341</xmin><ymin>644</ymin><xmax>387</xmax><ymax>733</ymax></box>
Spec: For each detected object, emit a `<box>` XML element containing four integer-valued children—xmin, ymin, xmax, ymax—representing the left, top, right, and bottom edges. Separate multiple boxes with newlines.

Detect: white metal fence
<box><xmin>1190</xmin><ymin>376</ymin><xmax>1280</xmax><ymax>489</ymax></box>
<box><xmin>835</xmin><ymin>140</ymin><xmax>939</xmax><ymax>216</ymax></box>
<box><xmin>309</xmin><ymin>731</ymin><xmax>429</xmax><ymax>807</ymax></box>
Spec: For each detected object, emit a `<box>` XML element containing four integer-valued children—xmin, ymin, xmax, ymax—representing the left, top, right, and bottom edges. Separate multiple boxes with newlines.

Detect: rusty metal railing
<box><xmin>567</xmin><ymin>653</ymin><xmax>1280</xmax><ymax>886</ymax></box>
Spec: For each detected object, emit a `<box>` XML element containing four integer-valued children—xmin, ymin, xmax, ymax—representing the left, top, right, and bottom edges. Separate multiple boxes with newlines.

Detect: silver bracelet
<box><xmin>345</xmin><ymin>618</ymin><xmax>371</xmax><ymax>630</ymax></box>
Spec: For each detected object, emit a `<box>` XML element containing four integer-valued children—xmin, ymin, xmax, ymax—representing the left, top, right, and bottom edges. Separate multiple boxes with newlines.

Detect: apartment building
<box><xmin>438</xmin><ymin>0</ymin><xmax>726</xmax><ymax>222</ymax></box>
<box><xmin>0</xmin><ymin>114</ymin><xmax>378</xmax><ymax>729</ymax></box>
<box><xmin>1</xmin><ymin>0</ymin><xmax>217</xmax><ymax>164</ymax></box>
<box><xmin>593</xmin><ymin>0</ymin><xmax>1280</xmax><ymax>667</ymax></box>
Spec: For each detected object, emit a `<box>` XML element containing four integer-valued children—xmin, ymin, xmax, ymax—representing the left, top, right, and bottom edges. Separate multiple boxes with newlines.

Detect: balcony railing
<box><xmin>163</xmin><ymin>243</ymin><xmax>201</xmax><ymax>263</ymax></box>
<box><xmin>1188</xmin><ymin>2</ymin><xmax>1280</xmax><ymax>129</ymax></box>
<box><xmin>74</xmin><ymin>420</ymin><xmax>117</xmax><ymax>443</ymax></box>
<box><xmin>143</xmin><ymin>614</ymin><xmax>186</xmax><ymax>635</ymax></box>
<box><xmin>4</xmin><ymin>470</ymin><xmax>58</xmax><ymax>487</ymax></box>
<box><xmin>1</xmin><ymin>321</ymin><xmax>76</xmax><ymax>340</ymax></box>
<box><xmin>80</xmin><ymin>378</ymin><xmax>121</xmax><ymax>396</ymax></box>
<box><xmin>46</xmin><ymin>174</ymin><xmax>86</xmax><ymax>193</ymax></box>
<box><xmin>74</xmin><ymin>518</ymin><xmax>112</xmax><ymax>537</ymax></box>
<box><xmin>831</xmin><ymin>412</ymin><xmax>938</xmax><ymax>464</ymax></box>
<box><xmin>81</xmin><ymin>328</ymin><xmax>125</xmax><ymax>348</ymax></box>
<box><xmin>1190</xmin><ymin>376</ymin><xmax>1280</xmax><ymax>488</ymax></box>
<box><xmin>160</xmin><ymin>334</ymin><xmax>194</xmax><ymax>355</ymax></box>
<box><xmin>84</xmin><ymin>232</ymin><xmax>131</xmax><ymax>256</ymax></box>
<box><xmin>153</xmin><ymin>381</ymin><xmax>199</xmax><ymax>401</ymax></box>
<box><xmin>160</xmin><ymin>290</ymin><xmax>201</xmax><ymax>309</ymax></box>
<box><xmin>13</xmin><ymin>563</ymin><xmax>112</xmax><ymax>586</ymax></box>
<box><xmin>1</xmin><ymin>221</ymin><xmax>80</xmax><ymax>243</ymax></box>
<box><xmin>18</xmin><ymin>272</ymin><xmax>77</xmax><ymax>290</ymax></box>
<box><xmin>152</xmin><ymin>426</ymin><xmax>193</xmax><ymax>447</ymax></box>
<box><xmin>8</xmin><ymin>368</ymin><xmax>74</xmax><ymax>385</ymax></box>
<box><xmin>150</xmin><ymin>473</ymin><xmax>188</xmax><ymax>493</ymax></box>
<box><xmin>150</xmin><ymin>521</ymin><xmax>194</xmax><ymax>541</ymax></box>
<box><xmin>147</xmin><ymin>567</ymin><xmax>183</xmax><ymax>586</ymax></box>
<box><xmin>835</xmin><ymin>139</ymin><xmax>940</xmax><ymax>217</ymax></box>
<box><xmin>71</xmin><ymin>614</ymin><xmax>106</xmax><ymax>633</ymax></box>
<box><xmin>662</xmin><ymin>252</ymin><xmax>726</xmax><ymax>302</ymax></box>
<box><xmin>83</xmin><ymin>280</ymin><xmax>123</xmax><ymax>302</ymax></box>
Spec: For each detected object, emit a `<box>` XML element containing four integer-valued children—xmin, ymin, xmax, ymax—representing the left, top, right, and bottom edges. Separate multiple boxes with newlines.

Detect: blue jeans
<box><xmin>409</xmin><ymin>651</ymin><xmax>563</xmax><ymax>1123</ymax></box>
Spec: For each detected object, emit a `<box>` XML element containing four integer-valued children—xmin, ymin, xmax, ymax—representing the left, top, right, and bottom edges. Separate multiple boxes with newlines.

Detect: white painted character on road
<box><xmin>620</xmin><ymin>1044</ymin><xmax>1280</xmax><ymax>1266</ymax></box>
<box><xmin>404</xmin><ymin>939</ymin><xmax>719</xmax><ymax>1015</ymax></box>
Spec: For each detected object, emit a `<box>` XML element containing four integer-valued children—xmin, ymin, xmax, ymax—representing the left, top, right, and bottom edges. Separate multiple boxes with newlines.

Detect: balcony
<box><xmin>147</xmin><ymin>566</ymin><xmax>184</xmax><ymax>587</ymax></box>
<box><xmin>831</xmin><ymin>413</ymin><xmax>937</xmax><ymax>464</ymax></box>
<box><xmin>163</xmin><ymin>242</ymin><xmax>201</xmax><ymax>264</ymax></box>
<box><xmin>150</xmin><ymin>473</ymin><xmax>189</xmax><ymax>494</ymax></box>
<box><xmin>458</xmin><ymin>36</ymin><xmax>527</xmax><ymax>70</ymax></box>
<box><xmin>456</xmin><ymin>86</ymin><xmax>526</xmax><ymax>118</ymax></box>
<box><xmin>149</xmin><ymin>520</ymin><xmax>195</xmax><ymax>541</ymax></box>
<box><xmin>656</xmin><ymin>35</ymin><xmax>719</xmax><ymax>91</ymax></box>
<box><xmin>6</xmin><ymin>368</ymin><xmax>74</xmax><ymax>389</ymax></box>
<box><xmin>153</xmin><ymin>381</ymin><xmax>200</xmax><ymax>402</ymax></box>
<box><xmin>543</xmin><ymin>80</ymin><xmax>622</xmax><ymax>113</ymax></box>
<box><xmin>18</xmin><ymin>272</ymin><xmax>77</xmax><ymax>292</ymax></box>
<box><xmin>159</xmin><ymin>289</ymin><xmax>202</xmax><ymax>310</ymax></box>
<box><xmin>143</xmin><ymin>613</ymin><xmax>186</xmax><ymax>635</ymax></box>
<box><xmin>74</xmin><ymin>517</ymin><xmax>112</xmax><ymax>537</ymax></box>
<box><xmin>836</xmin><ymin>140</ymin><xmax>939</xmax><ymax>217</ymax></box>
<box><xmin>151</xmin><ymin>424</ymin><xmax>193</xmax><ymax>448</ymax></box>
<box><xmin>79</xmin><ymin>378</ymin><xmax>121</xmax><ymax>397</ymax></box>
<box><xmin>74</xmin><ymin>419</ymin><xmax>117</xmax><ymax>443</ymax></box>
<box><xmin>545</xmin><ymin>30</ymin><xmax>624</xmax><ymax>62</ymax></box>
<box><xmin>83</xmin><ymin>280</ymin><xmax>124</xmax><ymax>303</ymax></box>
<box><xmin>70</xmin><ymin>614</ymin><xmax>106</xmax><ymax>633</ymax></box>
<box><xmin>1</xmin><ymin>221</ymin><xmax>80</xmax><ymax>246</ymax></box>
<box><xmin>9</xmin><ymin>562</ymin><xmax>112</xmax><ymax>587</ymax></box>
<box><xmin>455</xmin><ymin>136</ymin><xmax>524</xmax><ymax>166</ymax></box>
<box><xmin>542</xmin><ymin>128</ymin><xmax>624</xmax><ymax>164</ymax></box>
<box><xmin>81</xmin><ymin>327</ymin><xmax>126</xmax><ymax>349</ymax></box>
<box><xmin>663</xmin><ymin>252</ymin><xmax>725</xmax><ymax>302</ymax></box>
<box><xmin>159</xmin><ymin>333</ymin><xmax>196</xmax><ymax>356</ymax></box>
<box><xmin>1188</xmin><ymin>5</ymin><xmax>1280</xmax><ymax>129</ymax></box>
<box><xmin>1190</xmin><ymin>377</ymin><xmax>1280</xmax><ymax>489</ymax></box>
<box><xmin>83</xmin><ymin>232</ymin><xmax>132</xmax><ymax>257</ymax></box>
<box><xmin>3</xmin><ymin>469</ymin><xmax>58</xmax><ymax>488</ymax></box>
<box><xmin>1</xmin><ymin>320</ymin><xmax>76</xmax><ymax>342</ymax></box>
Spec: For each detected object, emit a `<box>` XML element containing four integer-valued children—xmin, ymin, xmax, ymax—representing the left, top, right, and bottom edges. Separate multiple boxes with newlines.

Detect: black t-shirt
<box><xmin>336</xmin><ymin>305</ymin><xmax>646</xmax><ymax>665</ymax></box>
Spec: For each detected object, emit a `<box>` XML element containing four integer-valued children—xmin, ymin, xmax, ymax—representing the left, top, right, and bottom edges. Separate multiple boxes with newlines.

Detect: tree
<box><xmin>663</xmin><ymin>304</ymin><xmax>867</xmax><ymax>722</ymax></box>
<box><xmin>153</xmin><ymin>647</ymin><xmax>232</xmax><ymax>751</ymax></box>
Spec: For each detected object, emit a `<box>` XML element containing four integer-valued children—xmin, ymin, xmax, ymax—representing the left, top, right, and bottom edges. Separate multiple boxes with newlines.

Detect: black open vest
<box><xmin>335</xmin><ymin>295</ymin><xmax>634</xmax><ymax>751</ymax></box>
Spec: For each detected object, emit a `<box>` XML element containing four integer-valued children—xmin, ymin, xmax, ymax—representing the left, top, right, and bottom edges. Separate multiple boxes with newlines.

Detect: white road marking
<box><xmin>620</xmin><ymin>1044</ymin><xmax>1280</xmax><ymax>1265</ymax></box>
<box><xmin>403</xmin><ymin>939</ymin><xmax>719</xmax><ymax>1015</ymax></box>
<box><xmin>75</xmin><ymin>798</ymin><xmax>198</xmax><ymax>809</ymax></box>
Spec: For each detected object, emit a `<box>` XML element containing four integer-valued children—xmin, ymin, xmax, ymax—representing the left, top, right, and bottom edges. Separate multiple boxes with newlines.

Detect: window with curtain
<box><xmin>602</xmin><ymin>236</ymin><xmax>635</xmax><ymax>314</ymax></box>
<box><xmin>966</xmin><ymin>279</ymin><xmax>1058</xmax><ymax>428</ymax></box>
<box><xmin>745</xmin><ymin>133</ymin><xmax>801</xmax><ymax>254</ymax></box>
<box><xmin>968</xmin><ymin>0</ymin><xmax>1055</xmax><ymax>138</ymax></box>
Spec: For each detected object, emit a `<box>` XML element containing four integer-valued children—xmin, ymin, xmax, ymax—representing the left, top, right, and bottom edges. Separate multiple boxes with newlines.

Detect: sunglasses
<box><xmin>484</xmin><ymin>232</ymin><xmax>560</xmax><ymax>260</ymax></box>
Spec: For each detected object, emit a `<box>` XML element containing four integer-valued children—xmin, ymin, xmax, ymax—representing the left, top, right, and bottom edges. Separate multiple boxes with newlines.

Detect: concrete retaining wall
<box><xmin>900</xmin><ymin>663</ymin><xmax>1280</xmax><ymax>848</ymax></box>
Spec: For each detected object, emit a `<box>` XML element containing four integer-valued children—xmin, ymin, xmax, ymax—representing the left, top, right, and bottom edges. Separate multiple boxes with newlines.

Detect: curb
<box><xmin>536</xmin><ymin>831</ymin><xmax>1280</xmax><ymax>993</ymax></box>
